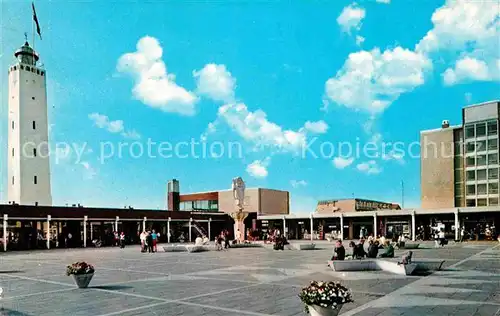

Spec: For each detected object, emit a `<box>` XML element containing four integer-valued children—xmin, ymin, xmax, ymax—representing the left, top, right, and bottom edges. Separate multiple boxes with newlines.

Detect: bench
<box><xmin>163</xmin><ymin>245</ymin><xmax>210</xmax><ymax>252</ymax></box>
<box><xmin>229</xmin><ymin>243</ymin><xmax>263</xmax><ymax>249</ymax></box>
<box><xmin>185</xmin><ymin>245</ymin><xmax>209</xmax><ymax>253</ymax></box>
<box><xmin>327</xmin><ymin>259</ymin><xmax>430</xmax><ymax>276</ymax></box>
<box><xmin>292</xmin><ymin>243</ymin><xmax>316</xmax><ymax>250</ymax></box>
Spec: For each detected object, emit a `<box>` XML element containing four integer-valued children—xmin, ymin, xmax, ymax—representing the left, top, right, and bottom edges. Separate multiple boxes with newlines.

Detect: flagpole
<box><xmin>32</xmin><ymin>4</ymin><xmax>35</xmax><ymax>66</ymax></box>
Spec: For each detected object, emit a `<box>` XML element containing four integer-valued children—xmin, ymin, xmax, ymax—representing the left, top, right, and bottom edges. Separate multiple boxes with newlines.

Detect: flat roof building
<box><xmin>421</xmin><ymin>100</ymin><xmax>500</xmax><ymax>209</ymax></box>
<box><xmin>315</xmin><ymin>198</ymin><xmax>400</xmax><ymax>214</ymax></box>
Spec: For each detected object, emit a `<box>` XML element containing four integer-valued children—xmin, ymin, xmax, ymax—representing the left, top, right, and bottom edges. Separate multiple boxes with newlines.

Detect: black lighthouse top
<box><xmin>14</xmin><ymin>41</ymin><xmax>39</xmax><ymax>65</ymax></box>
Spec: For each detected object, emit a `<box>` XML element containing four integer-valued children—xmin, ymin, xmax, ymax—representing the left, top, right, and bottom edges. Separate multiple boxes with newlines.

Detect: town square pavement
<box><xmin>0</xmin><ymin>241</ymin><xmax>499</xmax><ymax>315</ymax></box>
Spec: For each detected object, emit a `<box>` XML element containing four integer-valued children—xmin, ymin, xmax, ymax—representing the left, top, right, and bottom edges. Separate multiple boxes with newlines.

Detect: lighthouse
<box><xmin>7</xmin><ymin>41</ymin><xmax>52</xmax><ymax>206</ymax></box>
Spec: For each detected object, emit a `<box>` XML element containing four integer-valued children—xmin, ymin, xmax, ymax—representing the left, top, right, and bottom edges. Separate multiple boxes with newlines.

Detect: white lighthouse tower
<box><xmin>7</xmin><ymin>41</ymin><xmax>52</xmax><ymax>206</ymax></box>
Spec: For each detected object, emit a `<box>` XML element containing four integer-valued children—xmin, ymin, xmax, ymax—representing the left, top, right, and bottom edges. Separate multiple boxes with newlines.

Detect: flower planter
<box><xmin>72</xmin><ymin>273</ymin><xmax>94</xmax><ymax>288</ymax></box>
<box><xmin>308</xmin><ymin>304</ymin><xmax>343</xmax><ymax>316</ymax></box>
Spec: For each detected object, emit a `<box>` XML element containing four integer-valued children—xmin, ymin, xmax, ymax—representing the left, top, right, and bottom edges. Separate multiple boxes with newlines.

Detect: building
<box><xmin>315</xmin><ymin>198</ymin><xmax>401</xmax><ymax>214</ymax></box>
<box><xmin>7</xmin><ymin>42</ymin><xmax>52</xmax><ymax>206</ymax></box>
<box><xmin>421</xmin><ymin>100</ymin><xmax>500</xmax><ymax>209</ymax></box>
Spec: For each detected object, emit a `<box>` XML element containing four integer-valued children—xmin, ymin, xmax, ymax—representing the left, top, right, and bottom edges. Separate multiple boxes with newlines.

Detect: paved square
<box><xmin>0</xmin><ymin>242</ymin><xmax>499</xmax><ymax>315</ymax></box>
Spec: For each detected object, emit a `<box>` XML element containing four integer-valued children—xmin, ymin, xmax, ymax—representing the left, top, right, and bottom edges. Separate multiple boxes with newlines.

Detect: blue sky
<box><xmin>1</xmin><ymin>0</ymin><xmax>499</xmax><ymax>213</ymax></box>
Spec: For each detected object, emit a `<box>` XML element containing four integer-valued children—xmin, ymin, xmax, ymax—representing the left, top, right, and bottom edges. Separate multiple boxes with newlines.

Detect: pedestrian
<box><xmin>140</xmin><ymin>231</ymin><xmax>146</xmax><ymax>252</ymax></box>
<box><xmin>151</xmin><ymin>230</ymin><xmax>158</xmax><ymax>252</ymax></box>
<box><xmin>119</xmin><ymin>232</ymin><xmax>125</xmax><ymax>248</ymax></box>
<box><xmin>146</xmin><ymin>231</ymin><xmax>154</xmax><ymax>253</ymax></box>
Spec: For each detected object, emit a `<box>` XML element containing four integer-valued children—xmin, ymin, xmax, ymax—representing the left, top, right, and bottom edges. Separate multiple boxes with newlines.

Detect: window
<box><xmin>488</xmin><ymin>153</ymin><xmax>498</xmax><ymax>165</ymax></box>
<box><xmin>12</xmin><ymin>148</ymin><xmax>14</xmax><ymax>157</ymax></box>
<box><xmin>11</xmin><ymin>121</ymin><xmax>14</xmax><ymax>130</ymax></box>
<box><xmin>477</xmin><ymin>198</ymin><xmax>487</xmax><ymax>206</ymax></box>
<box><xmin>477</xmin><ymin>154</ymin><xmax>487</xmax><ymax>166</ymax></box>
<box><xmin>489</xmin><ymin>183</ymin><xmax>498</xmax><ymax>194</ymax></box>
<box><xmin>34</xmin><ymin>176</ymin><xmax>37</xmax><ymax>184</ymax></box>
<box><xmin>476</xmin><ymin>140</ymin><xmax>487</xmax><ymax>152</ymax></box>
<box><xmin>36</xmin><ymin>70</ymin><xmax>40</xmax><ymax>75</ymax></box>
<box><xmin>466</xmin><ymin>142</ymin><xmax>475</xmax><ymax>153</ymax></box>
<box><xmin>488</xmin><ymin>139</ymin><xmax>498</xmax><ymax>150</ymax></box>
<box><xmin>26</xmin><ymin>66</ymin><xmax>31</xmax><ymax>71</ymax></box>
<box><xmin>488</xmin><ymin>121</ymin><xmax>498</xmax><ymax>136</ymax></box>
<box><xmin>477</xmin><ymin>183</ymin><xmax>487</xmax><ymax>195</ymax></box>
<box><xmin>32</xmin><ymin>96</ymin><xmax>35</xmax><ymax>100</ymax></box>
<box><xmin>477</xmin><ymin>169</ymin><xmax>487</xmax><ymax>180</ymax></box>
<box><xmin>466</xmin><ymin>170</ymin><xmax>475</xmax><ymax>181</ymax></box>
<box><xmin>20</xmin><ymin>65</ymin><xmax>24</xmax><ymax>70</ymax></box>
<box><xmin>476</xmin><ymin>123</ymin><xmax>486</xmax><ymax>137</ymax></box>
<box><xmin>466</xmin><ymin>156</ymin><xmax>475</xmax><ymax>167</ymax></box>
<box><xmin>466</xmin><ymin>199</ymin><xmax>476</xmax><ymax>207</ymax></box>
<box><xmin>489</xmin><ymin>168</ymin><xmax>498</xmax><ymax>180</ymax></box>
<box><xmin>32</xmin><ymin>121</ymin><xmax>36</xmax><ymax>130</ymax></box>
<box><xmin>12</xmin><ymin>176</ymin><xmax>14</xmax><ymax>185</ymax></box>
<box><xmin>465</xmin><ymin>125</ymin><xmax>475</xmax><ymax>138</ymax></box>
<box><xmin>209</xmin><ymin>200</ymin><xmax>218</xmax><ymax>210</ymax></box>
<box><xmin>13</xmin><ymin>66</ymin><xmax>17</xmax><ymax>71</ymax></box>
<box><xmin>454</xmin><ymin>142</ymin><xmax>462</xmax><ymax>155</ymax></box>
<box><xmin>467</xmin><ymin>184</ymin><xmax>476</xmax><ymax>195</ymax></box>
<box><xmin>33</xmin><ymin>148</ymin><xmax>37</xmax><ymax>157</ymax></box>
<box><xmin>489</xmin><ymin>198</ymin><xmax>498</xmax><ymax>206</ymax></box>
<box><xmin>41</xmin><ymin>71</ymin><xmax>44</xmax><ymax>76</ymax></box>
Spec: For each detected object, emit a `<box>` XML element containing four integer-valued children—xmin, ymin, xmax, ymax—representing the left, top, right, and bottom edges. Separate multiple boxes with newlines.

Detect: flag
<box><xmin>32</xmin><ymin>2</ymin><xmax>42</xmax><ymax>40</ymax></box>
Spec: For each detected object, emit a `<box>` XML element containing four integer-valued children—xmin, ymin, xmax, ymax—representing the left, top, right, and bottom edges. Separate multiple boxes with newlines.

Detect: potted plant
<box><xmin>299</xmin><ymin>281</ymin><xmax>353</xmax><ymax>316</ymax></box>
<box><xmin>66</xmin><ymin>261</ymin><xmax>95</xmax><ymax>288</ymax></box>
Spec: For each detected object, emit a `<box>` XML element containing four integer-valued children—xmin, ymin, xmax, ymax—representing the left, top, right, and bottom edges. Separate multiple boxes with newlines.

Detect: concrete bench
<box><xmin>163</xmin><ymin>245</ymin><xmax>189</xmax><ymax>252</ymax></box>
<box><xmin>328</xmin><ymin>259</ymin><xmax>418</xmax><ymax>276</ymax></box>
<box><xmin>292</xmin><ymin>243</ymin><xmax>316</xmax><ymax>250</ymax></box>
<box><xmin>229</xmin><ymin>243</ymin><xmax>263</xmax><ymax>248</ymax></box>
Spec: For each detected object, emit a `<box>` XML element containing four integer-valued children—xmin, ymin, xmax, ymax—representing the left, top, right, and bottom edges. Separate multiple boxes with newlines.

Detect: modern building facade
<box><xmin>421</xmin><ymin>100</ymin><xmax>500</xmax><ymax>209</ymax></box>
<box><xmin>7</xmin><ymin>42</ymin><xmax>52</xmax><ymax>206</ymax></box>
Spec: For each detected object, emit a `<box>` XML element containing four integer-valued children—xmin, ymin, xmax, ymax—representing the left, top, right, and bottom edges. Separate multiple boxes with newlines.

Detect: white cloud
<box><xmin>325</xmin><ymin>47</ymin><xmax>431</xmax><ymax>113</ymax></box>
<box><xmin>415</xmin><ymin>0</ymin><xmax>499</xmax><ymax>85</ymax></box>
<box><xmin>443</xmin><ymin>57</ymin><xmax>498</xmax><ymax>85</ymax></box>
<box><xmin>356</xmin><ymin>160</ymin><xmax>382</xmax><ymax>174</ymax></box>
<box><xmin>89</xmin><ymin>113</ymin><xmax>141</xmax><ymax>139</ymax></box>
<box><xmin>355</xmin><ymin>35</ymin><xmax>365</xmax><ymax>46</ymax></box>
<box><xmin>333</xmin><ymin>157</ymin><xmax>354</xmax><ymax>169</ymax></box>
<box><xmin>337</xmin><ymin>4</ymin><xmax>366</xmax><ymax>33</ymax></box>
<box><xmin>247</xmin><ymin>158</ymin><xmax>270</xmax><ymax>178</ymax></box>
<box><xmin>376</xmin><ymin>0</ymin><xmax>391</xmax><ymax>3</ymax></box>
<box><xmin>193</xmin><ymin>63</ymin><xmax>236</xmax><ymax>103</ymax></box>
<box><xmin>117</xmin><ymin>36</ymin><xmax>197</xmax><ymax>115</ymax></box>
<box><xmin>216</xmin><ymin>103</ymin><xmax>307</xmax><ymax>152</ymax></box>
<box><xmin>304</xmin><ymin>120</ymin><xmax>329</xmax><ymax>134</ymax></box>
<box><xmin>290</xmin><ymin>180</ymin><xmax>308</xmax><ymax>188</ymax></box>
<box><xmin>382</xmin><ymin>149</ymin><xmax>405</xmax><ymax>164</ymax></box>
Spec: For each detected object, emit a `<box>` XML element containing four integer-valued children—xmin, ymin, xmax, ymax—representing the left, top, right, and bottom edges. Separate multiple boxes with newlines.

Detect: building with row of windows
<box><xmin>421</xmin><ymin>100</ymin><xmax>500</xmax><ymax>209</ymax></box>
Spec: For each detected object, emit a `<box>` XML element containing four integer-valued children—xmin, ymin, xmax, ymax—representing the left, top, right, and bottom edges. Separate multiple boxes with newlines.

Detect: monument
<box><xmin>231</xmin><ymin>177</ymin><xmax>248</xmax><ymax>242</ymax></box>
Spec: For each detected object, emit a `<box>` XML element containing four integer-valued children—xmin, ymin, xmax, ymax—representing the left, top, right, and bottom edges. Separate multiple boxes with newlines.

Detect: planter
<box><xmin>72</xmin><ymin>273</ymin><xmax>94</xmax><ymax>288</ymax></box>
<box><xmin>308</xmin><ymin>304</ymin><xmax>343</xmax><ymax>316</ymax></box>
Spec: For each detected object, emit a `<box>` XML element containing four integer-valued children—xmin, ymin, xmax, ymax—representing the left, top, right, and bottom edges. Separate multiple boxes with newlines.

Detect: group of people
<box><xmin>330</xmin><ymin>238</ymin><xmax>395</xmax><ymax>261</ymax></box>
<box><xmin>139</xmin><ymin>230</ymin><xmax>159</xmax><ymax>253</ymax></box>
<box><xmin>215</xmin><ymin>230</ymin><xmax>232</xmax><ymax>250</ymax></box>
<box><xmin>113</xmin><ymin>231</ymin><xmax>126</xmax><ymax>248</ymax></box>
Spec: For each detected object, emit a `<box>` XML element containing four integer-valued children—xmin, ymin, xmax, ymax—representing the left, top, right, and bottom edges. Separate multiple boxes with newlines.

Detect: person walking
<box><xmin>119</xmin><ymin>232</ymin><xmax>125</xmax><ymax>249</ymax></box>
<box><xmin>146</xmin><ymin>231</ymin><xmax>154</xmax><ymax>253</ymax></box>
<box><xmin>151</xmin><ymin>230</ymin><xmax>158</xmax><ymax>252</ymax></box>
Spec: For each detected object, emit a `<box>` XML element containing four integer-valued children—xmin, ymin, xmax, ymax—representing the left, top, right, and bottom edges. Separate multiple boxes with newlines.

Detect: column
<box><xmin>189</xmin><ymin>218</ymin><xmax>192</xmax><ymax>243</ymax></box>
<box><xmin>167</xmin><ymin>217</ymin><xmax>171</xmax><ymax>243</ymax></box>
<box><xmin>46</xmin><ymin>215</ymin><xmax>51</xmax><ymax>249</ymax></box>
<box><xmin>454</xmin><ymin>209</ymin><xmax>459</xmax><ymax>241</ymax></box>
<box><xmin>208</xmin><ymin>218</ymin><xmax>212</xmax><ymax>241</ymax></box>
<box><xmin>83</xmin><ymin>216</ymin><xmax>88</xmax><ymax>248</ymax></box>
<box><xmin>373</xmin><ymin>212</ymin><xmax>378</xmax><ymax>237</ymax></box>
<box><xmin>3</xmin><ymin>214</ymin><xmax>8</xmax><ymax>252</ymax></box>
<box><xmin>340</xmin><ymin>214</ymin><xmax>344</xmax><ymax>240</ymax></box>
<box><xmin>115</xmin><ymin>216</ymin><xmax>119</xmax><ymax>232</ymax></box>
<box><xmin>411</xmin><ymin>211</ymin><xmax>416</xmax><ymax>241</ymax></box>
<box><xmin>90</xmin><ymin>222</ymin><xmax>93</xmax><ymax>241</ymax></box>
<box><xmin>310</xmin><ymin>213</ymin><xmax>314</xmax><ymax>241</ymax></box>
<box><xmin>283</xmin><ymin>216</ymin><xmax>286</xmax><ymax>237</ymax></box>
<box><xmin>142</xmin><ymin>217</ymin><xmax>147</xmax><ymax>232</ymax></box>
